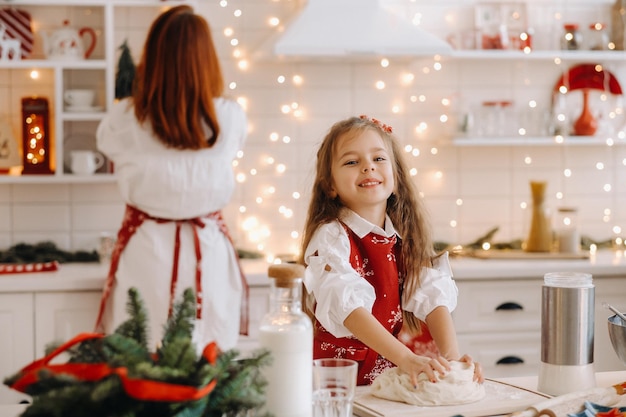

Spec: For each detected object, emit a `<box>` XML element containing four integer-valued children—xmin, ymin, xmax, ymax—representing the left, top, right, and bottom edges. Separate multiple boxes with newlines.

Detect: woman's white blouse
<box><xmin>303</xmin><ymin>209</ymin><xmax>458</xmax><ymax>338</ymax></box>
<box><xmin>97</xmin><ymin>97</ymin><xmax>246</xmax><ymax>219</ymax></box>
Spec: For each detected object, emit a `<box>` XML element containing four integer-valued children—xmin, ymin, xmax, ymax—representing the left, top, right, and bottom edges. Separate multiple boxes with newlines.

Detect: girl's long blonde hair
<box><xmin>299</xmin><ymin>116</ymin><xmax>436</xmax><ymax>333</ymax></box>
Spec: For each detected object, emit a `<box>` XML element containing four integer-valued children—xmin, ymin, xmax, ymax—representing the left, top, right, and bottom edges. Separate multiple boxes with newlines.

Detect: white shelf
<box><xmin>0</xmin><ymin>0</ymin><xmax>194</xmax><ymax>5</ymax></box>
<box><xmin>0</xmin><ymin>173</ymin><xmax>116</xmax><ymax>184</ymax></box>
<box><xmin>448</xmin><ymin>50</ymin><xmax>626</xmax><ymax>62</ymax></box>
<box><xmin>61</xmin><ymin>112</ymin><xmax>106</xmax><ymax>121</ymax></box>
<box><xmin>451</xmin><ymin>136</ymin><xmax>624</xmax><ymax>146</ymax></box>
<box><xmin>110</xmin><ymin>0</ymin><xmax>196</xmax><ymax>5</ymax></box>
<box><xmin>0</xmin><ymin>59</ymin><xmax>106</xmax><ymax>70</ymax></box>
<box><xmin>0</xmin><ymin>0</ymin><xmax>105</xmax><ymax>5</ymax></box>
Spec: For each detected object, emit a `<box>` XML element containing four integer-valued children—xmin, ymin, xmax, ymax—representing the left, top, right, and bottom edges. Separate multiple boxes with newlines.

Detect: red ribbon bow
<box><xmin>10</xmin><ymin>332</ymin><xmax>218</xmax><ymax>402</ymax></box>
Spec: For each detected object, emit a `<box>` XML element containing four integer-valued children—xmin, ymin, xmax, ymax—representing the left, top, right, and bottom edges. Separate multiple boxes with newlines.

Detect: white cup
<box><xmin>312</xmin><ymin>358</ymin><xmax>358</xmax><ymax>417</ymax></box>
<box><xmin>64</xmin><ymin>89</ymin><xmax>95</xmax><ymax>108</ymax></box>
<box><xmin>70</xmin><ymin>150</ymin><xmax>104</xmax><ymax>175</ymax></box>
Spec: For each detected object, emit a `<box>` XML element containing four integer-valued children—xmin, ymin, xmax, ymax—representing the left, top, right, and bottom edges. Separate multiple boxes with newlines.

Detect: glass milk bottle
<box><xmin>259</xmin><ymin>264</ymin><xmax>313</xmax><ymax>417</ymax></box>
<box><xmin>555</xmin><ymin>207</ymin><xmax>580</xmax><ymax>254</ymax></box>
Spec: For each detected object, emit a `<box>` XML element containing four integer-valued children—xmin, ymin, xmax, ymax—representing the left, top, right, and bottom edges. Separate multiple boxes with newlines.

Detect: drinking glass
<box><xmin>312</xmin><ymin>358</ymin><xmax>357</xmax><ymax>417</ymax></box>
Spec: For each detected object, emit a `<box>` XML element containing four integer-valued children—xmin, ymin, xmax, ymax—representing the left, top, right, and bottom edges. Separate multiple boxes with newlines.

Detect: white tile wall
<box><xmin>1</xmin><ymin>0</ymin><xmax>625</xmax><ymax>257</ymax></box>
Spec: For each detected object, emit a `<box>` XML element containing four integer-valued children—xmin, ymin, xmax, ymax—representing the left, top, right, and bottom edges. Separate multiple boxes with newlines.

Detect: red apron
<box><xmin>398</xmin><ymin>322</ymin><xmax>439</xmax><ymax>358</ymax></box>
<box><xmin>313</xmin><ymin>224</ymin><xmax>438</xmax><ymax>385</ymax></box>
<box><xmin>95</xmin><ymin>204</ymin><xmax>249</xmax><ymax>337</ymax></box>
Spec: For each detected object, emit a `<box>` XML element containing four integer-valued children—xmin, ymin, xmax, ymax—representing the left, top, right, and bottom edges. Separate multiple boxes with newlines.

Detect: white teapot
<box><xmin>42</xmin><ymin>20</ymin><xmax>96</xmax><ymax>60</ymax></box>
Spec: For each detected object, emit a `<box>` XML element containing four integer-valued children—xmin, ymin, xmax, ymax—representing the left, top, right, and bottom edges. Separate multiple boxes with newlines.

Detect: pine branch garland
<box><xmin>115</xmin><ymin>287</ymin><xmax>149</xmax><ymax>349</ymax></box>
<box><xmin>159</xmin><ymin>288</ymin><xmax>196</xmax><ymax>356</ymax></box>
<box><xmin>0</xmin><ymin>241</ymin><xmax>99</xmax><ymax>264</ymax></box>
<box><xmin>3</xmin><ymin>287</ymin><xmax>272</xmax><ymax>417</ymax></box>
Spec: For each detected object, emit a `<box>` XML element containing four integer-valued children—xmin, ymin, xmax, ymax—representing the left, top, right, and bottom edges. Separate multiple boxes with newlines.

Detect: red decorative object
<box><xmin>553</xmin><ymin>63</ymin><xmax>623</xmax><ymax>94</ymax></box>
<box><xmin>21</xmin><ymin>97</ymin><xmax>53</xmax><ymax>175</ymax></box>
<box><xmin>553</xmin><ymin>64</ymin><xmax>623</xmax><ymax>136</ymax></box>
<box><xmin>596</xmin><ymin>408</ymin><xmax>626</xmax><ymax>417</ymax></box>
<box><xmin>0</xmin><ymin>261</ymin><xmax>58</xmax><ymax>274</ymax></box>
<box><xmin>573</xmin><ymin>89</ymin><xmax>598</xmax><ymax>136</ymax></box>
<box><xmin>0</xmin><ymin>8</ymin><xmax>33</xmax><ymax>59</ymax></box>
<box><xmin>8</xmin><ymin>332</ymin><xmax>219</xmax><ymax>400</ymax></box>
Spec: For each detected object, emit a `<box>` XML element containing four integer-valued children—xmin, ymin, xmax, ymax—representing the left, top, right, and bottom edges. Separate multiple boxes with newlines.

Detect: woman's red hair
<box><xmin>133</xmin><ymin>5</ymin><xmax>224</xmax><ymax>149</ymax></box>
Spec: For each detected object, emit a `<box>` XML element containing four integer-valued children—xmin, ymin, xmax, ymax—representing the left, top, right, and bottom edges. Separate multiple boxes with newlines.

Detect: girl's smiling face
<box><xmin>330</xmin><ymin>128</ymin><xmax>395</xmax><ymax>225</ymax></box>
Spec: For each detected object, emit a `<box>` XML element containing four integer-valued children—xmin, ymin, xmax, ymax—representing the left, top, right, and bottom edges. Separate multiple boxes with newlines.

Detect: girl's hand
<box><xmin>458</xmin><ymin>354</ymin><xmax>484</xmax><ymax>383</ymax></box>
<box><xmin>398</xmin><ymin>353</ymin><xmax>451</xmax><ymax>386</ymax></box>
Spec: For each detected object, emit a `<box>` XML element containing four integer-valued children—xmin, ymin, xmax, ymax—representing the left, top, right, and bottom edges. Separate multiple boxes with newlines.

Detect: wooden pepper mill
<box><xmin>525</xmin><ymin>181</ymin><xmax>553</xmax><ymax>252</ymax></box>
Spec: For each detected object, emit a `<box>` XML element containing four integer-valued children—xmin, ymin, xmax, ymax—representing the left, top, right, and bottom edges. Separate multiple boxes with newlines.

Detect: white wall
<box><xmin>1</xmin><ymin>0</ymin><xmax>625</xmax><ymax>259</ymax></box>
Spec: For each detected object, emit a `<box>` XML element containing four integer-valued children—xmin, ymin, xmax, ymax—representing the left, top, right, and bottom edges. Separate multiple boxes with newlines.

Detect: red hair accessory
<box><xmin>359</xmin><ymin>114</ymin><xmax>393</xmax><ymax>133</ymax></box>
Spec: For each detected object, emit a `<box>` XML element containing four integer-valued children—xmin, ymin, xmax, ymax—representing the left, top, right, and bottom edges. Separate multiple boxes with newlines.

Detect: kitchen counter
<box><xmin>0</xmin><ymin>258</ymin><xmax>271</xmax><ymax>293</ymax></box>
<box><xmin>1</xmin><ymin>250</ymin><xmax>625</xmax><ymax>293</ymax></box>
<box><xmin>0</xmin><ymin>371</ymin><xmax>624</xmax><ymax>417</ymax></box>
<box><xmin>449</xmin><ymin>250</ymin><xmax>626</xmax><ymax>280</ymax></box>
<box><xmin>499</xmin><ymin>370</ymin><xmax>626</xmax><ymax>396</ymax></box>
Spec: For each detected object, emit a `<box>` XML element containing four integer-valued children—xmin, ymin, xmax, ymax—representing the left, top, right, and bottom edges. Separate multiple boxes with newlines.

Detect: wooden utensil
<box><xmin>508</xmin><ymin>382</ymin><xmax>626</xmax><ymax>417</ymax></box>
<box><xmin>604</xmin><ymin>302</ymin><xmax>626</xmax><ymax>323</ymax></box>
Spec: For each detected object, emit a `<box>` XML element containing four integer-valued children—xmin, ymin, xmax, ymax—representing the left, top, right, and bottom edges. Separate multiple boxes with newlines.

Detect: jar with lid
<box><xmin>259</xmin><ymin>263</ymin><xmax>313</xmax><ymax>417</ymax></box>
<box><xmin>555</xmin><ymin>207</ymin><xmax>580</xmax><ymax>253</ymax></box>
<box><xmin>561</xmin><ymin>23</ymin><xmax>582</xmax><ymax>50</ymax></box>
<box><xmin>586</xmin><ymin>22</ymin><xmax>610</xmax><ymax>50</ymax></box>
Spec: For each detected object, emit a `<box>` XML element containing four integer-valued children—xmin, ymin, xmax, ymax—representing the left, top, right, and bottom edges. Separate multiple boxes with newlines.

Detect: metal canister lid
<box><xmin>544</xmin><ymin>272</ymin><xmax>593</xmax><ymax>288</ymax></box>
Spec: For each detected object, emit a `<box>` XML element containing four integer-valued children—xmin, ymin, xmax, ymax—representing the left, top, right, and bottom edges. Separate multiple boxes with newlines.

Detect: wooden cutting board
<box><xmin>470</xmin><ymin>250</ymin><xmax>589</xmax><ymax>260</ymax></box>
<box><xmin>353</xmin><ymin>379</ymin><xmax>550</xmax><ymax>417</ymax></box>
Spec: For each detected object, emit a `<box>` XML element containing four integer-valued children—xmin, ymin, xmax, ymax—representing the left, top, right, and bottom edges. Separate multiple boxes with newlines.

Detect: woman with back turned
<box><xmin>94</xmin><ymin>5</ymin><xmax>248</xmax><ymax>353</ymax></box>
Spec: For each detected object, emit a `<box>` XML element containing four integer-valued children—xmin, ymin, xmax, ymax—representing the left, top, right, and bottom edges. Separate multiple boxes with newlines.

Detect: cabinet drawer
<box><xmin>458</xmin><ymin>331</ymin><xmax>541</xmax><ymax>379</ymax></box>
<box><xmin>454</xmin><ymin>280</ymin><xmax>541</xmax><ymax>333</ymax></box>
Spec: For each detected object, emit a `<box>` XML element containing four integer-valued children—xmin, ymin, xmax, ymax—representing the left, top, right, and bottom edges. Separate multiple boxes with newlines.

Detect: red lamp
<box><xmin>21</xmin><ymin>97</ymin><xmax>53</xmax><ymax>175</ymax></box>
<box><xmin>552</xmin><ymin>64</ymin><xmax>624</xmax><ymax>137</ymax></box>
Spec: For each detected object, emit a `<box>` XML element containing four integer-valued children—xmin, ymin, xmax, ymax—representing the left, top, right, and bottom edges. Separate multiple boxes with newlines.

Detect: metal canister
<box><xmin>538</xmin><ymin>272</ymin><xmax>596</xmax><ymax>395</ymax></box>
<box><xmin>541</xmin><ymin>273</ymin><xmax>594</xmax><ymax>364</ymax></box>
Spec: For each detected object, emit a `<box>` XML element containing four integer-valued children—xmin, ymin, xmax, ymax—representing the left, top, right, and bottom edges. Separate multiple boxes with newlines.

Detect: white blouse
<box><xmin>303</xmin><ymin>208</ymin><xmax>458</xmax><ymax>338</ymax></box>
<box><xmin>97</xmin><ymin>97</ymin><xmax>246</xmax><ymax>219</ymax></box>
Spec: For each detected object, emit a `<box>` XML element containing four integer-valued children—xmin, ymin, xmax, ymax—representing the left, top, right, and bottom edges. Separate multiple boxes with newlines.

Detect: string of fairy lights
<box><xmin>213</xmin><ymin>0</ymin><xmax>626</xmax><ymax>260</ymax></box>
<box><xmin>18</xmin><ymin>0</ymin><xmax>626</xmax><ymax>261</ymax></box>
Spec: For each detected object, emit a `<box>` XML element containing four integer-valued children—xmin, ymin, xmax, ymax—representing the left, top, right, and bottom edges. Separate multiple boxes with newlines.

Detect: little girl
<box><xmin>300</xmin><ymin>115</ymin><xmax>483</xmax><ymax>386</ymax></box>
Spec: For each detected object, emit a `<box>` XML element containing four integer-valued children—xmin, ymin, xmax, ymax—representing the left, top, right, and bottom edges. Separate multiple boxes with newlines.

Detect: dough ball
<box><xmin>370</xmin><ymin>361</ymin><xmax>485</xmax><ymax>406</ymax></box>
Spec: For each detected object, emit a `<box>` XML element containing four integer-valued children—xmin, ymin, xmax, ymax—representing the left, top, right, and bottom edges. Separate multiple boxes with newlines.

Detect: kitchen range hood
<box><xmin>272</xmin><ymin>0</ymin><xmax>452</xmax><ymax>57</ymax></box>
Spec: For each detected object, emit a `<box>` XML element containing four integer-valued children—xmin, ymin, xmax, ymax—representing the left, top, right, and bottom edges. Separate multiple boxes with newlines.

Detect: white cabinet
<box><xmin>0</xmin><ymin>294</ymin><xmax>33</xmax><ymax>405</ymax></box>
<box><xmin>454</xmin><ymin>275</ymin><xmax>626</xmax><ymax>379</ymax></box>
<box><xmin>236</xmin><ymin>286</ymin><xmax>270</xmax><ymax>355</ymax></box>
<box><xmin>454</xmin><ymin>279</ymin><xmax>542</xmax><ymax>378</ymax></box>
<box><xmin>0</xmin><ymin>290</ymin><xmax>100</xmax><ymax>405</ymax></box>
<box><xmin>0</xmin><ymin>0</ymin><xmax>195</xmax><ymax>184</ymax></box>
<box><xmin>33</xmin><ymin>291</ymin><xmax>101</xmax><ymax>357</ymax></box>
